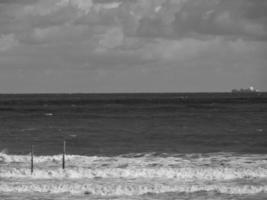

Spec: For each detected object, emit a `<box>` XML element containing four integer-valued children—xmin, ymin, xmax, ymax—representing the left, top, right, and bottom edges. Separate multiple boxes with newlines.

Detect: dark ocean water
<box><xmin>1</xmin><ymin>93</ymin><xmax>267</xmax><ymax>200</ymax></box>
<box><xmin>0</xmin><ymin>93</ymin><xmax>266</xmax><ymax>155</ymax></box>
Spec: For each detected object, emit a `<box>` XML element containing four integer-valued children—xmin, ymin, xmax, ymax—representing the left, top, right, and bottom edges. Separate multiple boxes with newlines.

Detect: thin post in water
<box><xmin>62</xmin><ymin>140</ymin><xmax>66</xmax><ymax>169</ymax></box>
<box><xmin>31</xmin><ymin>145</ymin><xmax>34</xmax><ymax>174</ymax></box>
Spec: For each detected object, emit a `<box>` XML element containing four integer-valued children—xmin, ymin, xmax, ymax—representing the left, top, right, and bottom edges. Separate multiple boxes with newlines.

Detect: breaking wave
<box><xmin>1</xmin><ymin>152</ymin><xmax>267</xmax><ymax>180</ymax></box>
<box><xmin>1</xmin><ymin>152</ymin><xmax>267</xmax><ymax>196</ymax></box>
<box><xmin>1</xmin><ymin>165</ymin><xmax>267</xmax><ymax>180</ymax></box>
<box><xmin>1</xmin><ymin>179</ymin><xmax>267</xmax><ymax>195</ymax></box>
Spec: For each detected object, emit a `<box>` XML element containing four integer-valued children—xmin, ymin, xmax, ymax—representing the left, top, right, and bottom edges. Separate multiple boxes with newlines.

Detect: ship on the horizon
<box><xmin>231</xmin><ymin>86</ymin><xmax>259</xmax><ymax>93</ymax></box>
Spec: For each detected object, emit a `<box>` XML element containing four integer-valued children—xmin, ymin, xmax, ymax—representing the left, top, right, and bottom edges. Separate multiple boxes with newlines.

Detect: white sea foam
<box><xmin>1</xmin><ymin>165</ymin><xmax>267</xmax><ymax>180</ymax></box>
<box><xmin>1</xmin><ymin>152</ymin><xmax>267</xmax><ymax>180</ymax></box>
<box><xmin>1</xmin><ymin>179</ymin><xmax>267</xmax><ymax>196</ymax></box>
<box><xmin>1</xmin><ymin>152</ymin><xmax>267</xmax><ymax>167</ymax></box>
<box><xmin>1</xmin><ymin>152</ymin><xmax>267</xmax><ymax>196</ymax></box>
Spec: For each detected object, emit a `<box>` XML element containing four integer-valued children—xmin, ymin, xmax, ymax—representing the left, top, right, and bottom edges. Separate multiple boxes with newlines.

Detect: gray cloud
<box><xmin>135</xmin><ymin>0</ymin><xmax>267</xmax><ymax>40</ymax></box>
<box><xmin>0</xmin><ymin>0</ymin><xmax>37</xmax><ymax>4</ymax></box>
<box><xmin>1</xmin><ymin>0</ymin><xmax>267</xmax><ymax>40</ymax></box>
<box><xmin>92</xmin><ymin>0</ymin><xmax>124</xmax><ymax>3</ymax></box>
<box><xmin>174</xmin><ymin>0</ymin><xmax>267</xmax><ymax>39</ymax></box>
<box><xmin>0</xmin><ymin>0</ymin><xmax>266</xmax><ymax>92</ymax></box>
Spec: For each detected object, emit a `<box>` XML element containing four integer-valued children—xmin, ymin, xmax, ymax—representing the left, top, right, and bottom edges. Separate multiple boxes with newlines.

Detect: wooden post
<box><xmin>62</xmin><ymin>140</ymin><xmax>66</xmax><ymax>169</ymax></box>
<box><xmin>31</xmin><ymin>145</ymin><xmax>34</xmax><ymax>174</ymax></box>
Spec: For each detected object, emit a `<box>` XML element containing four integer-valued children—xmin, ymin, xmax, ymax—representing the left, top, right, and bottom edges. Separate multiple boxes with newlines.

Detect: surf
<box><xmin>1</xmin><ymin>152</ymin><xmax>267</xmax><ymax>180</ymax></box>
<box><xmin>1</xmin><ymin>178</ymin><xmax>267</xmax><ymax>196</ymax></box>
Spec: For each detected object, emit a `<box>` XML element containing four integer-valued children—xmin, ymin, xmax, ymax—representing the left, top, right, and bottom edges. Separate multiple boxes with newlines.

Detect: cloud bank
<box><xmin>0</xmin><ymin>0</ymin><xmax>266</xmax><ymax>92</ymax></box>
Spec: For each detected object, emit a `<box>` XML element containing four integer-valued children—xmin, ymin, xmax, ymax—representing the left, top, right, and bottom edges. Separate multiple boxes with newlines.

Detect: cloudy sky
<box><xmin>0</xmin><ymin>0</ymin><xmax>266</xmax><ymax>93</ymax></box>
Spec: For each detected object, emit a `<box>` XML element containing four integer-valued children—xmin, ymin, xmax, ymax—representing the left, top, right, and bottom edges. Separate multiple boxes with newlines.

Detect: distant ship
<box><xmin>231</xmin><ymin>86</ymin><xmax>259</xmax><ymax>93</ymax></box>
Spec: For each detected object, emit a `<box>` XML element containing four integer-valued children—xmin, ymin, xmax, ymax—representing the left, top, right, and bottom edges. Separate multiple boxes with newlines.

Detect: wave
<box><xmin>1</xmin><ymin>152</ymin><xmax>267</xmax><ymax>196</ymax></box>
<box><xmin>1</xmin><ymin>165</ymin><xmax>267</xmax><ymax>180</ymax></box>
<box><xmin>1</xmin><ymin>152</ymin><xmax>267</xmax><ymax>166</ymax></box>
<box><xmin>1</xmin><ymin>152</ymin><xmax>267</xmax><ymax>181</ymax></box>
<box><xmin>1</xmin><ymin>178</ymin><xmax>267</xmax><ymax>196</ymax></box>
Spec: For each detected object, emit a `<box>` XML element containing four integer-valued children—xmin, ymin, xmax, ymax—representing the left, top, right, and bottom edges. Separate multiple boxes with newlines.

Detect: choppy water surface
<box><xmin>0</xmin><ymin>93</ymin><xmax>267</xmax><ymax>199</ymax></box>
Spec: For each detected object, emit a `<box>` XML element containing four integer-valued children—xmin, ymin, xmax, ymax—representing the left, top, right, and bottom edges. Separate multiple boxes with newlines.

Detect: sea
<box><xmin>0</xmin><ymin>93</ymin><xmax>267</xmax><ymax>200</ymax></box>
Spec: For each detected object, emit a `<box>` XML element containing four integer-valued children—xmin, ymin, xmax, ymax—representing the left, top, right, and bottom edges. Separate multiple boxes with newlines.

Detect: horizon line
<box><xmin>0</xmin><ymin>91</ymin><xmax>266</xmax><ymax>95</ymax></box>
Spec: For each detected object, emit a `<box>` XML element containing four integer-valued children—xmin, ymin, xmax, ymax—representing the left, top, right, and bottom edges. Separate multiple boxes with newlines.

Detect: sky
<box><xmin>0</xmin><ymin>0</ymin><xmax>266</xmax><ymax>93</ymax></box>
